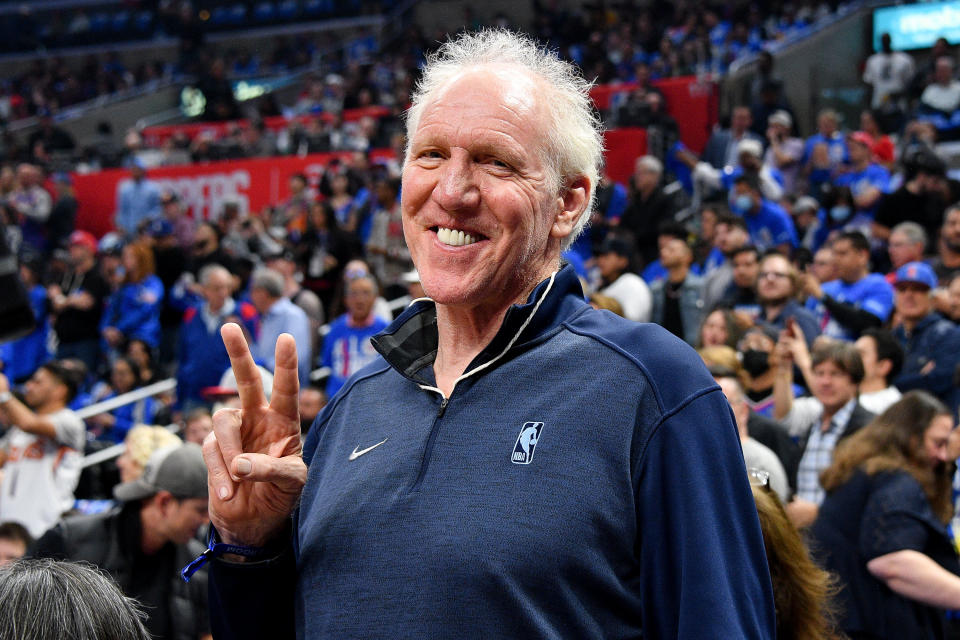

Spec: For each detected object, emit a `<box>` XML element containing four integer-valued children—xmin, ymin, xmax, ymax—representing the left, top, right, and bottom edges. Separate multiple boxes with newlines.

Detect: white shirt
<box><xmin>921</xmin><ymin>81</ymin><xmax>960</xmax><ymax>112</ymax></box>
<box><xmin>0</xmin><ymin>408</ymin><xmax>85</xmax><ymax>537</ymax></box>
<box><xmin>863</xmin><ymin>51</ymin><xmax>915</xmax><ymax>108</ymax></box>
<box><xmin>858</xmin><ymin>386</ymin><xmax>901</xmax><ymax>415</ymax></box>
<box><xmin>601</xmin><ymin>272</ymin><xmax>652</xmax><ymax>323</ymax></box>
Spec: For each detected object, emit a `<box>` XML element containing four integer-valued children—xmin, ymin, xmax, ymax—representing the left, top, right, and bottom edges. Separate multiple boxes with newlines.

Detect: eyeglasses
<box><xmin>757</xmin><ymin>271</ymin><xmax>790</xmax><ymax>280</ymax></box>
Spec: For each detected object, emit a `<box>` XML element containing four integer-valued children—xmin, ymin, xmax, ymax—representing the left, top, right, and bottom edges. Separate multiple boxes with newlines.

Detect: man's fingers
<box><xmin>269</xmin><ymin>333</ymin><xmax>300</xmax><ymax>422</ymax></box>
<box><xmin>212</xmin><ymin>407</ymin><xmax>245</xmax><ymax>481</ymax></box>
<box><xmin>202</xmin><ymin>430</ymin><xmax>237</xmax><ymax>501</ymax></box>
<box><xmin>221</xmin><ymin>323</ymin><xmax>267</xmax><ymax>414</ymax></box>
<box><xmin>231</xmin><ymin>452</ymin><xmax>308</xmax><ymax>495</ymax></box>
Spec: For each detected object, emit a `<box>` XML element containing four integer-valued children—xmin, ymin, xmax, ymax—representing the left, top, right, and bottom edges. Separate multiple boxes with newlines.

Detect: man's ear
<box><xmin>152</xmin><ymin>490</ymin><xmax>174</xmax><ymax>512</ymax></box>
<box><xmin>551</xmin><ymin>176</ymin><xmax>591</xmax><ymax>240</ymax></box>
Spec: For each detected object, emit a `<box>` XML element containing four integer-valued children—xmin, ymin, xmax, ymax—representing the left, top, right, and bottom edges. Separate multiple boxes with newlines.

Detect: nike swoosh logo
<box><xmin>349</xmin><ymin>438</ymin><xmax>389</xmax><ymax>461</ymax></box>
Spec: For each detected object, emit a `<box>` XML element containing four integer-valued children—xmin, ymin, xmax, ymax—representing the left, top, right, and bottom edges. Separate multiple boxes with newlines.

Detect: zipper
<box><xmin>409</xmin><ymin>391</ymin><xmax>449</xmax><ymax>493</ymax></box>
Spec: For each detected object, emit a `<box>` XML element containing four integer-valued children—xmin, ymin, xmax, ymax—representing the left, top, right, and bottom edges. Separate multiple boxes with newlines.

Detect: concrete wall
<box><xmin>723</xmin><ymin>8</ymin><xmax>874</xmax><ymax>136</ymax></box>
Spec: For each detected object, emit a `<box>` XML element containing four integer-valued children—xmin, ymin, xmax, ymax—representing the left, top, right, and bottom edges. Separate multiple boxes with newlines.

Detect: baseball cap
<box><xmin>68</xmin><ymin>230</ymin><xmax>98</xmax><ymax>253</ymax></box>
<box><xmin>847</xmin><ymin>131</ymin><xmax>873</xmax><ymax>147</ymax></box>
<box><xmin>894</xmin><ymin>261</ymin><xmax>937</xmax><ymax>290</ymax></box>
<box><xmin>736</xmin><ymin>138</ymin><xmax>763</xmax><ymax>159</ymax></box>
<box><xmin>146</xmin><ymin>218</ymin><xmax>174</xmax><ymax>238</ymax></box>
<box><xmin>768</xmin><ymin>110</ymin><xmax>792</xmax><ymax>129</ymax></box>
<box><xmin>113</xmin><ymin>442</ymin><xmax>208</xmax><ymax>502</ymax></box>
<box><xmin>160</xmin><ymin>191</ymin><xmax>179</xmax><ymax>205</ymax></box>
<box><xmin>793</xmin><ymin>196</ymin><xmax>819</xmax><ymax>213</ymax></box>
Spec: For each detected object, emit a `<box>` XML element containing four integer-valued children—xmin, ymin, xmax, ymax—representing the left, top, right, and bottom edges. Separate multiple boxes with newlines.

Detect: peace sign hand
<box><xmin>202</xmin><ymin>323</ymin><xmax>307</xmax><ymax>547</ymax></box>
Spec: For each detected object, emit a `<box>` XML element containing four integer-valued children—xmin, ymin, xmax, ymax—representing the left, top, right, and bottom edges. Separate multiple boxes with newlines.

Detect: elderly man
<box><xmin>198</xmin><ymin>31</ymin><xmax>774</xmax><ymax>639</ymax></box>
<box><xmin>249</xmin><ymin>268</ymin><xmax>311</xmax><ymax>385</ymax></box>
<box><xmin>616</xmin><ymin>155</ymin><xmax>675</xmax><ymax>266</ymax></box>
<box><xmin>177</xmin><ymin>264</ymin><xmax>258</xmax><ymax>410</ymax></box>
<box><xmin>885</xmin><ymin>222</ymin><xmax>927</xmax><ymax>281</ymax></box>
<box><xmin>891</xmin><ymin>262</ymin><xmax>960</xmax><ymax>411</ymax></box>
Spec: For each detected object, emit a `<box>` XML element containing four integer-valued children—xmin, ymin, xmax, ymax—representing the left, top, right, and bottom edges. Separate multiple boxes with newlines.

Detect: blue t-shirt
<box><xmin>802</xmin><ymin>132</ymin><xmax>848</xmax><ymax>167</ymax></box>
<box><xmin>745</xmin><ymin>201</ymin><xmax>797</xmax><ymax>251</ymax></box>
<box><xmin>806</xmin><ymin>274</ymin><xmax>894</xmax><ymax>341</ymax></box>
<box><xmin>833</xmin><ymin>163</ymin><xmax>890</xmax><ymax>219</ymax></box>
<box><xmin>321</xmin><ymin>315</ymin><xmax>390</xmax><ymax>398</ymax></box>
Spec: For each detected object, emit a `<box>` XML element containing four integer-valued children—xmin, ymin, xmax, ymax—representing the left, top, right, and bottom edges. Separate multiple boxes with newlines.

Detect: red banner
<box><xmin>590</xmin><ymin>76</ymin><xmax>718</xmax><ymax>154</ymax></box>
<box><xmin>603</xmin><ymin>128</ymin><xmax>647</xmax><ymax>186</ymax></box>
<box><xmin>140</xmin><ymin>106</ymin><xmax>392</xmax><ymax>147</ymax></box>
<box><xmin>72</xmin><ymin>151</ymin><xmax>394</xmax><ymax>238</ymax></box>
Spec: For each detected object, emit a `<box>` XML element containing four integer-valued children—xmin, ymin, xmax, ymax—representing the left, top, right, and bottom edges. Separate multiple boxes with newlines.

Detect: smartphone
<box><xmin>785</xmin><ymin>317</ymin><xmax>796</xmax><ymax>338</ymax></box>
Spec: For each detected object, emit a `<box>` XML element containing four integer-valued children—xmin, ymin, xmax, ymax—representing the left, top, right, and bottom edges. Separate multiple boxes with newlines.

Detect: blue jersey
<box><xmin>745</xmin><ymin>201</ymin><xmax>797</xmax><ymax>251</ymax></box>
<box><xmin>0</xmin><ymin>284</ymin><xmax>50</xmax><ymax>382</ymax></box>
<box><xmin>806</xmin><ymin>274</ymin><xmax>894</xmax><ymax>341</ymax></box>
<box><xmin>802</xmin><ymin>132</ymin><xmax>848</xmax><ymax>167</ymax></box>
<box><xmin>833</xmin><ymin>163</ymin><xmax>890</xmax><ymax>219</ymax></box>
<box><xmin>321</xmin><ymin>315</ymin><xmax>390</xmax><ymax>398</ymax></box>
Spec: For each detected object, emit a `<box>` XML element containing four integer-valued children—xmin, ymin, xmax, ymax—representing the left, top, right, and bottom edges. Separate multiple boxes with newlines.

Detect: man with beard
<box><xmin>930</xmin><ymin>205</ymin><xmax>960</xmax><ymax>285</ymax></box>
<box><xmin>756</xmin><ymin>252</ymin><xmax>820</xmax><ymax>347</ymax></box>
<box><xmin>649</xmin><ymin>236</ymin><xmax>703</xmax><ymax>344</ymax></box>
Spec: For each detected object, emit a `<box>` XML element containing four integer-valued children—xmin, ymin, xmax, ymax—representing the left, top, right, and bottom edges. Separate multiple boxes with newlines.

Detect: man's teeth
<box><xmin>437</xmin><ymin>227</ymin><xmax>478</xmax><ymax>247</ymax></box>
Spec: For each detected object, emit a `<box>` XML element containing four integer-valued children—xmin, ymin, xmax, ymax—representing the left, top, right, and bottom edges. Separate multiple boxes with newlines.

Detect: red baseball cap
<box><xmin>847</xmin><ymin>131</ymin><xmax>873</xmax><ymax>147</ymax></box>
<box><xmin>68</xmin><ymin>230</ymin><xmax>98</xmax><ymax>253</ymax></box>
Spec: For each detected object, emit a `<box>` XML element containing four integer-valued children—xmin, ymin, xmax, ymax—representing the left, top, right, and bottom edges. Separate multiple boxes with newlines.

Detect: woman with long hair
<box><xmin>810</xmin><ymin>391</ymin><xmax>960</xmax><ymax>639</ymax></box>
<box><xmin>751</xmin><ymin>484</ymin><xmax>839</xmax><ymax>640</ymax></box>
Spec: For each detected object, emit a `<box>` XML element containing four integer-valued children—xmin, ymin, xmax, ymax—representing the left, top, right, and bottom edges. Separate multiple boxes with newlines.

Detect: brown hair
<box><xmin>696</xmin><ymin>307</ymin><xmax>748</xmax><ymax>350</ymax></box>
<box><xmin>588</xmin><ymin>293</ymin><xmax>624</xmax><ymax>317</ymax></box>
<box><xmin>752</xmin><ymin>485</ymin><xmax>840</xmax><ymax>640</ymax></box>
<box><xmin>811</xmin><ymin>341</ymin><xmax>864</xmax><ymax>385</ymax></box>
<box><xmin>820</xmin><ymin>390</ymin><xmax>953</xmax><ymax>523</ymax></box>
<box><xmin>124</xmin><ymin>241</ymin><xmax>155</xmax><ymax>284</ymax></box>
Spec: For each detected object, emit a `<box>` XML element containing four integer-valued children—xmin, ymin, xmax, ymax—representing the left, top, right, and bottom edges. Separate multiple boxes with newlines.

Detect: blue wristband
<box><xmin>180</xmin><ymin>527</ymin><xmax>270</xmax><ymax>582</ymax></box>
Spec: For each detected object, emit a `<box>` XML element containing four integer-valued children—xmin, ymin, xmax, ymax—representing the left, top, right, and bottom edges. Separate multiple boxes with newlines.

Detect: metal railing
<box><xmin>78</xmin><ymin>292</ymin><xmax>416</xmax><ymax>466</ymax></box>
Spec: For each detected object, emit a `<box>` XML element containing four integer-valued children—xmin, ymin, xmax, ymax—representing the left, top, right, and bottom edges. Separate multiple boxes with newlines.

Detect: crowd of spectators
<box><xmin>4</xmin><ymin>5</ymin><xmax>960</xmax><ymax>639</ymax></box>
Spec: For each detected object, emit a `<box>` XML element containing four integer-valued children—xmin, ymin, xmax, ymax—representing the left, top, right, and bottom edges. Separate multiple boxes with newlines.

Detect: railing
<box><xmin>78</xmin><ymin>292</ymin><xmax>415</xmax><ymax>466</ymax></box>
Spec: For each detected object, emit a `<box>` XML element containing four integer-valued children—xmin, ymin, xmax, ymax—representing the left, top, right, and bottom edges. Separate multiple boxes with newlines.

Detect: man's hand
<box><xmin>799</xmin><ymin>272</ymin><xmax>823</xmax><ymax>300</ymax></box>
<box><xmin>202</xmin><ymin>323</ymin><xmax>307</xmax><ymax>547</ymax></box>
<box><xmin>785</xmin><ymin>498</ymin><xmax>819</xmax><ymax>529</ymax></box>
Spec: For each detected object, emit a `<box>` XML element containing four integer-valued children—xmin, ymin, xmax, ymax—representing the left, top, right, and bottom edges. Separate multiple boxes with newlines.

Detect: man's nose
<box><xmin>433</xmin><ymin>153</ymin><xmax>480</xmax><ymax>212</ymax></box>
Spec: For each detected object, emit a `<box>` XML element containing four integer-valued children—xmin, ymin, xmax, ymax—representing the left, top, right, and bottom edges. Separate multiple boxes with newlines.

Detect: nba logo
<box><xmin>511</xmin><ymin>422</ymin><xmax>544</xmax><ymax>465</ymax></box>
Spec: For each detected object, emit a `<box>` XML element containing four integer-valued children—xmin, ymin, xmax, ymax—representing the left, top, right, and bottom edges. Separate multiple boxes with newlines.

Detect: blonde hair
<box><xmin>123</xmin><ymin>425</ymin><xmax>182</xmax><ymax>472</ymax></box>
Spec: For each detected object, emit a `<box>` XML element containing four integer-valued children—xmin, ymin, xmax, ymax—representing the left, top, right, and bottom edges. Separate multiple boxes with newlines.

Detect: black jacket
<box><xmin>31</xmin><ymin>503</ymin><xmax>209</xmax><ymax>640</ymax></box>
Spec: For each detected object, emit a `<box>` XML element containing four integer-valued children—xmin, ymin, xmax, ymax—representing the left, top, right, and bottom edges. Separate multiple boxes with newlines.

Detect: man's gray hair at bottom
<box><xmin>404</xmin><ymin>28</ymin><xmax>605</xmax><ymax>252</ymax></box>
<box><xmin>0</xmin><ymin>558</ymin><xmax>150</xmax><ymax>640</ymax></box>
<box><xmin>250</xmin><ymin>268</ymin><xmax>285</xmax><ymax>298</ymax></box>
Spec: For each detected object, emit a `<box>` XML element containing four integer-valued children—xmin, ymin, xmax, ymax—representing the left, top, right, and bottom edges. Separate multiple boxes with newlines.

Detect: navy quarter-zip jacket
<box><xmin>209</xmin><ymin>265</ymin><xmax>775</xmax><ymax>639</ymax></box>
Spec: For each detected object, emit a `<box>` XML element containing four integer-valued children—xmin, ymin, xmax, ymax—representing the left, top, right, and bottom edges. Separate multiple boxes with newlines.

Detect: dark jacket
<box><xmin>748</xmin><ymin>411</ymin><xmax>801</xmax><ymax>493</ymax></box>
<box><xmin>893</xmin><ymin>312</ymin><xmax>960</xmax><ymax>411</ymax></box>
<box><xmin>650</xmin><ymin>272</ymin><xmax>706</xmax><ymax>345</ymax></box>
<box><xmin>207</xmin><ymin>265</ymin><xmax>775</xmax><ymax>639</ymax></box>
<box><xmin>32</xmin><ymin>504</ymin><xmax>209</xmax><ymax>640</ymax></box>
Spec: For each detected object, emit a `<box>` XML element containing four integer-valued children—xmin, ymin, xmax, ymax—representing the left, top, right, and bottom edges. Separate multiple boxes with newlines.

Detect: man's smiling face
<box><xmin>401</xmin><ymin>67</ymin><xmax>574</xmax><ymax>311</ymax></box>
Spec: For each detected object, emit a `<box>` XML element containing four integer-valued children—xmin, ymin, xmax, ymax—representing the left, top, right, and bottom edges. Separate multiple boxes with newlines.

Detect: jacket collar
<box><xmin>371</xmin><ymin>264</ymin><xmax>587</xmax><ymax>386</ymax></box>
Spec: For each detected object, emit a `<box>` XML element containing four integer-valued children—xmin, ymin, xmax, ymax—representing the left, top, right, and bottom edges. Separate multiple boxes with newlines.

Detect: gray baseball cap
<box><xmin>114</xmin><ymin>442</ymin><xmax>208</xmax><ymax>502</ymax></box>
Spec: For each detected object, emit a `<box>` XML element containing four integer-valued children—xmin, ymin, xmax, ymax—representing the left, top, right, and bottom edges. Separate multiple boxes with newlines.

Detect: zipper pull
<box><xmin>436</xmin><ymin>397</ymin><xmax>449</xmax><ymax>419</ymax></box>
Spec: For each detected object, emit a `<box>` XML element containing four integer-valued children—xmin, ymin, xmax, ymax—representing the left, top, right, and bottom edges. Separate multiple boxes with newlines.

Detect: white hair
<box><xmin>637</xmin><ymin>155</ymin><xmax>663</xmax><ymax>175</ymax></box>
<box><xmin>404</xmin><ymin>29</ymin><xmax>604</xmax><ymax>251</ymax></box>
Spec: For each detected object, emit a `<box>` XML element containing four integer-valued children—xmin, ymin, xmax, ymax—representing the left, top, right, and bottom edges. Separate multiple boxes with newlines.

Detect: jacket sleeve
<box><xmin>635</xmin><ymin>387</ymin><xmax>776</xmax><ymax>639</ymax></box>
<box><xmin>208</xmin><ymin>537</ymin><xmax>298</xmax><ymax>640</ymax></box>
<box><xmin>895</xmin><ymin>324</ymin><xmax>960</xmax><ymax>396</ymax></box>
<box><xmin>821</xmin><ymin>294</ymin><xmax>885</xmax><ymax>332</ymax></box>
